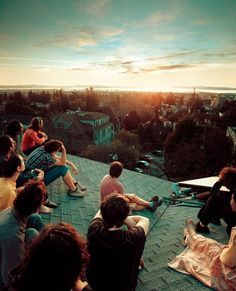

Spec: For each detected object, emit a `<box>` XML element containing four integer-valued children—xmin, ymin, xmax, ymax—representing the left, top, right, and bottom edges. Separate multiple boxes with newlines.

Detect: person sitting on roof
<box><xmin>0</xmin><ymin>182</ymin><xmax>45</xmax><ymax>288</ymax></box>
<box><xmin>100</xmin><ymin>161</ymin><xmax>162</xmax><ymax>212</ymax></box>
<box><xmin>87</xmin><ymin>194</ymin><xmax>149</xmax><ymax>291</ymax></box>
<box><xmin>168</xmin><ymin>218</ymin><xmax>236</xmax><ymax>290</ymax></box>
<box><xmin>7</xmin><ymin>222</ymin><xmax>93</xmax><ymax>291</ymax></box>
<box><xmin>0</xmin><ymin>153</ymin><xmax>25</xmax><ymax>211</ymax></box>
<box><xmin>196</xmin><ymin>167</ymin><xmax>236</xmax><ymax>235</ymax></box>
<box><xmin>21</xmin><ymin>117</ymin><xmax>48</xmax><ymax>156</ymax></box>
<box><xmin>25</xmin><ymin>140</ymin><xmax>86</xmax><ymax>197</ymax></box>
<box><xmin>0</xmin><ymin>135</ymin><xmax>15</xmax><ymax>177</ymax></box>
<box><xmin>5</xmin><ymin>120</ymin><xmax>26</xmax><ymax>159</ymax></box>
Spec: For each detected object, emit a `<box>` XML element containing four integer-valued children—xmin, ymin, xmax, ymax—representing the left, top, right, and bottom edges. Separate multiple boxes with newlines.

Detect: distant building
<box><xmin>46</xmin><ymin>110</ymin><xmax>115</xmax><ymax>154</ymax></box>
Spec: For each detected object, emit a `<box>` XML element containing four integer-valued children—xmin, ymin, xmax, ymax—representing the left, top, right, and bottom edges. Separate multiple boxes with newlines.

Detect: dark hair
<box><xmin>44</xmin><ymin>140</ymin><xmax>62</xmax><ymax>154</ymax></box>
<box><xmin>3</xmin><ymin>153</ymin><xmax>22</xmax><ymax>178</ymax></box>
<box><xmin>109</xmin><ymin>161</ymin><xmax>123</xmax><ymax>178</ymax></box>
<box><xmin>14</xmin><ymin>223</ymin><xmax>88</xmax><ymax>291</ymax></box>
<box><xmin>0</xmin><ymin>135</ymin><xmax>14</xmax><ymax>156</ymax></box>
<box><xmin>28</xmin><ymin>117</ymin><xmax>43</xmax><ymax>132</ymax></box>
<box><xmin>101</xmin><ymin>194</ymin><xmax>130</xmax><ymax>228</ymax></box>
<box><xmin>14</xmin><ymin>182</ymin><xmax>46</xmax><ymax>217</ymax></box>
<box><xmin>5</xmin><ymin>120</ymin><xmax>23</xmax><ymax>140</ymax></box>
<box><xmin>223</xmin><ymin>172</ymin><xmax>236</xmax><ymax>191</ymax></box>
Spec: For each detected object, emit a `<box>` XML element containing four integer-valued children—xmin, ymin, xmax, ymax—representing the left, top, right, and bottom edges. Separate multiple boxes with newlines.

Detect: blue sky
<box><xmin>0</xmin><ymin>0</ymin><xmax>236</xmax><ymax>91</ymax></box>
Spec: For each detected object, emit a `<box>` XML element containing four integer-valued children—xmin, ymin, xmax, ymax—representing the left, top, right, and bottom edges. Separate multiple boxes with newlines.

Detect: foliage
<box><xmin>164</xmin><ymin>117</ymin><xmax>233</xmax><ymax>180</ymax></box>
<box><xmin>123</xmin><ymin>110</ymin><xmax>141</xmax><ymax>131</ymax></box>
<box><xmin>85</xmin><ymin>87</ymin><xmax>99</xmax><ymax>111</ymax></box>
<box><xmin>81</xmin><ymin>131</ymin><xmax>140</xmax><ymax>168</ymax></box>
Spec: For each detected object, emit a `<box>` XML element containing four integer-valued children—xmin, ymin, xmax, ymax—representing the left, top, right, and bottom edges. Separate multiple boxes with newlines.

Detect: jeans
<box><xmin>44</xmin><ymin>165</ymin><xmax>69</xmax><ymax>186</ymax></box>
<box><xmin>25</xmin><ymin>213</ymin><xmax>45</xmax><ymax>247</ymax></box>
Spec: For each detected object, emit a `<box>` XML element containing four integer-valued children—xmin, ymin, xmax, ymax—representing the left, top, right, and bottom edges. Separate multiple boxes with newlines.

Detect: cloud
<box><xmin>36</xmin><ymin>26</ymin><xmax>124</xmax><ymax>50</ymax></box>
<box><xmin>77</xmin><ymin>0</ymin><xmax>111</xmax><ymax>16</ymax></box>
<box><xmin>146</xmin><ymin>11</ymin><xmax>176</xmax><ymax>24</ymax></box>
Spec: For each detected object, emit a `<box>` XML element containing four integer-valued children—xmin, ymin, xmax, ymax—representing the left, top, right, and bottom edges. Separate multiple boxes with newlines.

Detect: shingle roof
<box><xmin>42</xmin><ymin>155</ymin><xmax>228</xmax><ymax>291</ymax></box>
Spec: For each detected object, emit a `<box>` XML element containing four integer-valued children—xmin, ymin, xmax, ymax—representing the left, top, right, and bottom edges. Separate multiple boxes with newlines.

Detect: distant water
<box><xmin>0</xmin><ymin>85</ymin><xmax>236</xmax><ymax>94</ymax></box>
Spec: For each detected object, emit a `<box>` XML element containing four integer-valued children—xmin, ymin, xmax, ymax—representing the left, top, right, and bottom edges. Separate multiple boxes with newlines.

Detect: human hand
<box><xmin>71</xmin><ymin>164</ymin><xmax>78</xmax><ymax>175</ymax></box>
<box><xmin>73</xmin><ymin>278</ymin><xmax>89</xmax><ymax>291</ymax></box>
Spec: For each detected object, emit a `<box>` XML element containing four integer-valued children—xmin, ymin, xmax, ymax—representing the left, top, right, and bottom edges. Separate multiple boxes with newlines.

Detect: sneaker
<box><xmin>67</xmin><ymin>188</ymin><xmax>86</xmax><ymax>198</ymax></box>
<box><xmin>149</xmin><ymin>199</ymin><xmax>163</xmax><ymax>212</ymax></box>
<box><xmin>39</xmin><ymin>205</ymin><xmax>52</xmax><ymax>214</ymax></box>
<box><xmin>195</xmin><ymin>221</ymin><xmax>210</xmax><ymax>233</ymax></box>
<box><xmin>44</xmin><ymin>199</ymin><xmax>58</xmax><ymax>208</ymax></box>
<box><xmin>138</xmin><ymin>259</ymin><xmax>144</xmax><ymax>271</ymax></box>
<box><xmin>74</xmin><ymin>181</ymin><xmax>87</xmax><ymax>191</ymax></box>
<box><xmin>149</xmin><ymin>195</ymin><xmax>159</xmax><ymax>202</ymax></box>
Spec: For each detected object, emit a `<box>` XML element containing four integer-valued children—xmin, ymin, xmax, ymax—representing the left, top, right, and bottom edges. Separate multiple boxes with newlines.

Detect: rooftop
<box><xmin>43</xmin><ymin>155</ymin><xmax>229</xmax><ymax>291</ymax></box>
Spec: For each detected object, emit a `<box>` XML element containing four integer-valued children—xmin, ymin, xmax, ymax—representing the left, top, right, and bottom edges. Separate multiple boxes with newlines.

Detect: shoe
<box><xmin>149</xmin><ymin>195</ymin><xmax>159</xmax><ymax>202</ymax></box>
<box><xmin>149</xmin><ymin>199</ymin><xmax>163</xmax><ymax>212</ymax></box>
<box><xmin>67</xmin><ymin>188</ymin><xmax>86</xmax><ymax>198</ymax></box>
<box><xmin>195</xmin><ymin>221</ymin><xmax>210</xmax><ymax>233</ymax></box>
<box><xmin>44</xmin><ymin>199</ymin><xmax>58</xmax><ymax>208</ymax></box>
<box><xmin>139</xmin><ymin>259</ymin><xmax>144</xmax><ymax>271</ymax></box>
<box><xmin>74</xmin><ymin>181</ymin><xmax>86</xmax><ymax>191</ymax></box>
<box><xmin>210</xmin><ymin>218</ymin><xmax>221</xmax><ymax>225</ymax></box>
<box><xmin>39</xmin><ymin>205</ymin><xmax>52</xmax><ymax>214</ymax></box>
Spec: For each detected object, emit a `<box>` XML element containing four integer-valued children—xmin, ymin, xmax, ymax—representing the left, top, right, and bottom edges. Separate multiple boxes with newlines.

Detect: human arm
<box><xmin>53</xmin><ymin>144</ymin><xmax>67</xmax><ymax>166</ymax></box>
<box><xmin>124</xmin><ymin>215</ymin><xmax>150</xmax><ymax>236</ymax></box>
<box><xmin>29</xmin><ymin>130</ymin><xmax>47</xmax><ymax>145</ymax></box>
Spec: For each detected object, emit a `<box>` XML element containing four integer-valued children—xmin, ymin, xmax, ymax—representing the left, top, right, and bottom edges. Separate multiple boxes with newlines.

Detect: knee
<box><xmin>60</xmin><ymin>165</ymin><xmax>69</xmax><ymax>176</ymax></box>
<box><xmin>25</xmin><ymin>228</ymin><xmax>39</xmax><ymax>247</ymax></box>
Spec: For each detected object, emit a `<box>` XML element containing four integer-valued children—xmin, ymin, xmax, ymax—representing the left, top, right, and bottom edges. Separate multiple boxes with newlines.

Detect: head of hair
<box><xmin>14</xmin><ymin>182</ymin><xmax>46</xmax><ymax>217</ymax></box>
<box><xmin>5</xmin><ymin>120</ymin><xmax>23</xmax><ymax>140</ymax></box>
<box><xmin>109</xmin><ymin>161</ymin><xmax>123</xmax><ymax>178</ymax></box>
<box><xmin>44</xmin><ymin>140</ymin><xmax>62</xmax><ymax>154</ymax></box>
<box><xmin>14</xmin><ymin>223</ymin><xmax>88</xmax><ymax>291</ymax></box>
<box><xmin>0</xmin><ymin>135</ymin><xmax>14</xmax><ymax>156</ymax></box>
<box><xmin>28</xmin><ymin>117</ymin><xmax>43</xmax><ymax>132</ymax></box>
<box><xmin>223</xmin><ymin>172</ymin><xmax>236</xmax><ymax>191</ymax></box>
<box><xmin>3</xmin><ymin>153</ymin><xmax>22</xmax><ymax>178</ymax></box>
<box><xmin>100</xmin><ymin>193</ymin><xmax>130</xmax><ymax>228</ymax></box>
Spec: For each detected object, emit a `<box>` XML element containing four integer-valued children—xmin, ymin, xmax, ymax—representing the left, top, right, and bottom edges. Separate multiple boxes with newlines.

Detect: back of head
<box><xmin>14</xmin><ymin>223</ymin><xmax>87</xmax><ymax>291</ymax></box>
<box><xmin>28</xmin><ymin>117</ymin><xmax>43</xmax><ymax>132</ymax></box>
<box><xmin>3</xmin><ymin>153</ymin><xmax>22</xmax><ymax>178</ymax></box>
<box><xmin>44</xmin><ymin>140</ymin><xmax>62</xmax><ymax>154</ymax></box>
<box><xmin>0</xmin><ymin>135</ymin><xmax>13</xmax><ymax>156</ymax></box>
<box><xmin>5</xmin><ymin>120</ymin><xmax>23</xmax><ymax>139</ymax></box>
<box><xmin>14</xmin><ymin>182</ymin><xmax>46</xmax><ymax>217</ymax></box>
<box><xmin>101</xmin><ymin>194</ymin><xmax>130</xmax><ymax>228</ymax></box>
<box><xmin>109</xmin><ymin>161</ymin><xmax>123</xmax><ymax>178</ymax></box>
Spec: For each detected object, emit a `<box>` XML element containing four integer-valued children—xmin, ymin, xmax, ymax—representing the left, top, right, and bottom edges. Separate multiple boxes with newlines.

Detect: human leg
<box><xmin>26</xmin><ymin>213</ymin><xmax>45</xmax><ymax>232</ymax></box>
<box><xmin>124</xmin><ymin>194</ymin><xmax>162</xmax><ymax>212</ymax></box>
<box><xmin>197</xmin><ymin>192</ymin><xmax>231</xmax><ymax>233</ymax></box>
<box><xmin>44</xmin><ymin>165</ymin><xmax>70</xmax><ymax>186</ymax></box>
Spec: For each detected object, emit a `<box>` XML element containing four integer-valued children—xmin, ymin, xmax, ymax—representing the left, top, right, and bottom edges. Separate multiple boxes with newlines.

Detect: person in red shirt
<box><xmin>21</xmin><ymin>117</ymin><xmax>48</xmax><ymax>156</ymax></box>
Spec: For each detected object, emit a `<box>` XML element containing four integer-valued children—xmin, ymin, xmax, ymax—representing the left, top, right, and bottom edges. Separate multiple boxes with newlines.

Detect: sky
<box><xmin>0</xmin><ymin>0</ymin><xmax>236</xmax><ymax>91</ymax></box>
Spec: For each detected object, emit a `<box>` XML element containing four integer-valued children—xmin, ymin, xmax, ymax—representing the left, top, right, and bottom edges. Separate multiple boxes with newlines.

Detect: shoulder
<box><xmin>88</xmin><ymin>218</ymin><xmax>103</xmax><ymax>235</ymax></box>
<box><xmin>126</xmin><ymin>226</ymin><xmax>145</xmax><ymax>241</ymax></box>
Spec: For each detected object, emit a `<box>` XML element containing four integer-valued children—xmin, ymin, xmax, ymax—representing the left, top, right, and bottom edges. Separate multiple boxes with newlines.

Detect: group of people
<box><xmin>0</xmin><ymin>117</ymin><xmax>164</xmax><ymax>291</ymax></box>
<box><xmin>169</xmin><ymin>166</ymin><xmax>236</xmax><ymax>290</ymax></box>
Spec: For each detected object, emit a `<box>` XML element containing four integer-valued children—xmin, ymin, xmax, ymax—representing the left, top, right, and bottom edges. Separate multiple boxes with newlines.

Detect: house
<box><xmin>46</xmin><ymin>110</ymin><xmax>115</xmax><ymax>154</ymax></box>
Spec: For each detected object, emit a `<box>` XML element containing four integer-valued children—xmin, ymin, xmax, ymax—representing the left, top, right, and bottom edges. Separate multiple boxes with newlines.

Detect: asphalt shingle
<box><xmin>42</xmin><ymin>155</ymin><xmax>228</xmax><ymax>290</ymax></box>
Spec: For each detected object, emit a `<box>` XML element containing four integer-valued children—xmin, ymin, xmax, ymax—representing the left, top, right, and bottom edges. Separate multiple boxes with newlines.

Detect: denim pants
<box><xmin>44</xmin><ymin>165</ymin><xmax>69</xmax><ymax>186</ymax></box>
<box><xmin>25</xmin><ymin>213</ymin><xmax>45</xmax><ymax>247</ymax></box>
